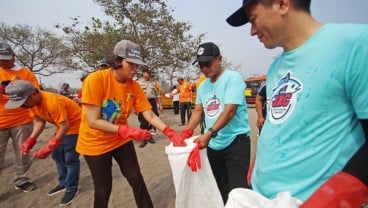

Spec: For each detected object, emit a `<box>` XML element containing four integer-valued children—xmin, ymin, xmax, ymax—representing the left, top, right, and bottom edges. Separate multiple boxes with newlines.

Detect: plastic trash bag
<box><xmin>225</xmin><ymin>188</ymin><xmax>302</xmax><ymax>208</ymax></box>
<box><xmin>165</xmin><ymin>136</ymin><xmax>224</xmax><ymax>208</ymax></box>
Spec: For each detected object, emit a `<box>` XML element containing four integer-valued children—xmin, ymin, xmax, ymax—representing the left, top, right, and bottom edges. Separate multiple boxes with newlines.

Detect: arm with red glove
<box><xmin>179</xmin><ymin>104</ymin><xmax>203</xmax><ymax>140</ymax></box>
<box><xmin>34</xmin><ymin>119</ymin><xmax>69</xmax><ymax>159</ymax></box>
<box><xmin>117</xmin><ymin>125</ymin><xmax>152</xmax><ymax>142</ymax></box>
<box><xmin>21</xmin><ymin>116</ymin><xmax>46</xmax><ymax>155</ymax></box>
<box><xmin>187</xmin><ymin>142</ymin><xmax>201</xmax><ymax>171</ymax></box>
<box><xmin>186</xmin><ymin>134</ymin><xmax>210</xmax><ymax>172</ymax></box>
<box><xmin>163</xmin><ymin>126</ymin><xmax>186</xmax><ymax>146</ymax></box>
<box><xmin>21</xmin><ymin>137</ymin><xmax>37</xmax><ymax>155</ymax></box>
<box><xmin>33</xmin><ymin>136</ymin><xmax>62</xmax><ymax>159</ymax></box>
<box><xmin>180</xmin><ymin>128</ymin><xmax>194</xmax><ymax>140</ymax></box>
<box><xmin>140</xmin><ymin>110</ymin><xmax>186</xmax><ymax>146</ymax></box>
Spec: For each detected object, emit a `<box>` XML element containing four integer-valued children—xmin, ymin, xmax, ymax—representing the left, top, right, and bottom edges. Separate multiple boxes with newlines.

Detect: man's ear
<box><xmin>276</xmin><ymin>0</ymin><xmax>290</xmax><ymax>16</ymax></box>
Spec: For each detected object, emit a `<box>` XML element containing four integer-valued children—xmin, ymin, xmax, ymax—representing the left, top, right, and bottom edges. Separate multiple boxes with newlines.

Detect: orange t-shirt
<box><xmin>0</xmin><ymin>66</ymin><xmax>39</xmax><ymax>129</ymax></box>
<box><xmin>29</xmin><ymin>91</ymin><xmax>81</xmax><ymax>135</ymax></box>
<box><xmin>178</xmin><ymin>81</ymin><xmax>192</xmax><ymax>103</ymax></box>
<box><xmin>196</xmin><ymin>74</ymin><xmax>206</xmax><ymax>90</ymax></box>
<box><xmin>76</xmin><ymin>69</ymin><xmax>151</xmax><ymax>156</ymax></box>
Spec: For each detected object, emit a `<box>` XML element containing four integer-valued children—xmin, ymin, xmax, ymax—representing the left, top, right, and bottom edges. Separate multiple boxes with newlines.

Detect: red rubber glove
<box><xmin>163</xmin><ymin>126</ymin><xmax>186</xmax><ymax>146</ymax></box>
<box><xmin>33</xmin><ymin>137</ymin><xmax>62</xmax><ymax>159</ymax></box>
<box><xmin>117</xmin><ymin>125</ymin><xmax>152</xmax><ymax>142</ymax></box>
<box><xmin>21</xmin><ymin>137</ymin><xmax>37</xmax><ymax>155</ymax></box>
<box><xmin>180</xmin><ymin>128</ymin><xmax>194</xmax><ymax>140</ymax></box>
<box><xmin>0</xmin><ymin>84</ymin><xmax>6</xmax><ymax>96</ymax></box>
<box><xmin>187</xmin><ymin>143</ymin><xmax>201</xmax><ymax>171</ymax></box>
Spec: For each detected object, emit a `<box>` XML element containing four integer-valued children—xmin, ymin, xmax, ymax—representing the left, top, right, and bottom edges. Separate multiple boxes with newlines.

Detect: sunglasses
<box><xmin>197</xmin><ymin>57</ymin><xmax>216</xmax><ymax>69</ymax></box>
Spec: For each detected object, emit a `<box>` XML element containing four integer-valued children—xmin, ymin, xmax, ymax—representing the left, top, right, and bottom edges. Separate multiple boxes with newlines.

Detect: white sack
<box><xmin>225</xmin><ymin>188</ymin><xmax>303</xmax><ymax>208</ymax></box>
<box><xmin>165</xmin><ymin>136</ymin><xmax>224</xmax><ymax>208</ymax></box>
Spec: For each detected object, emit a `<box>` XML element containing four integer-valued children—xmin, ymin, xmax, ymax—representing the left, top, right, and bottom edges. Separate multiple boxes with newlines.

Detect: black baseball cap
<box><xmin>192</xmin><ymin>42</ymin><xmax>220</xmax><ymax>65</ymax></box>
<box><xmin>226</xmin><ymin>0</ymin><xmax>255</xmax><ymax>27</ymax></box>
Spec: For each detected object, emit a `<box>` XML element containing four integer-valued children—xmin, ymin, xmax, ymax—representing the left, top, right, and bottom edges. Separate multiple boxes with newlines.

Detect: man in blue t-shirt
<box><xmin>180</xmin><ymin>42</ymin><xmax>252</xmax><ymax>204</ymax></box>
<box><xmin>227</xmin><ymin>0</ymin><xmax>368</xmax><ymax>206</ymax></box>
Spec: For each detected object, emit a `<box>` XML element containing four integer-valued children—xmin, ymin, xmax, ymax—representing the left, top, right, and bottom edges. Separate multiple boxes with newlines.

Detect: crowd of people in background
<box><xmin>1</xmin><ymin>0</ymin><xmax>367</xmax><ymax>206</ymax></box>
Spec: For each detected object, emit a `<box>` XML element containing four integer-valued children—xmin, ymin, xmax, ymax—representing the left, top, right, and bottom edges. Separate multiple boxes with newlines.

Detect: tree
<box><xmin>0</xmin><ymin>23</ymin><xmax>74</xmax><ymax>76</ymax></box>
<box><xmin>58</xmin><ymin>0</ymin><xmax>204</xmax><ymax>88</ymax></box>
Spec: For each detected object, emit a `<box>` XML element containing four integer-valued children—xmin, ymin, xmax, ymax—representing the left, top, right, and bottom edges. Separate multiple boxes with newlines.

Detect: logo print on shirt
<box><xmin>269</xmin><ymin>72</ymin><xmax>302</xmax><ymax>124</ymax></box>
<box><xmin>205</xmin><ymin>95</ymin><xmax>221</xmax><ymax>118</ymax></box>
<box><xmin>101</xmin><ymin>99</ymin><xmax>120</xmax><ymax>123</ymax></box>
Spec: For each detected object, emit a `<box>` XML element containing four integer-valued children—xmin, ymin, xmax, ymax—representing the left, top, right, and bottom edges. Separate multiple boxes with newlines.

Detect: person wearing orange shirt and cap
<box><xmin>76</xmin><ymin>39</ymin><xmax>185</xmax><ymax>208</ymax></box>
<box><xmin>5</xmin><ymin>80</ymin><xmax>81</xmax><ymax>206</ymax></box>
<box><xmin>0</xmin><ymin>43</ymin><xmax>39</xmax><ymax>193</ymax></box>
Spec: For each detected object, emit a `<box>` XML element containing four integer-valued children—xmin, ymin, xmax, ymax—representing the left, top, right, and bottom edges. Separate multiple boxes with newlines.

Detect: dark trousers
<box><xmin>207</xmin><ymin>134</ymin><xmax>251</xmax><ymax>204</ymax></box>
<box><xmin>51</xmin><ymin>134</ymin><xmax>80</xmax><ymax>193</ymax></box>
<box><xmin>84</xmin><ymin>141</ymin><xmax>153</xmax><ymax>208</ymax></box>
<box><xmin>138</xmin><ymin>98</ymin><xmax>158</xmax><ymax>130</ymax></box>
<box><xmin>179</xmin><ymin>102</ymin><xmax>191</xmax><ymax>125</ymax></box>
<box><xmin>343</xmin><ymin>141</ymin><xmax>368</xmax><ymax>185</ymax></box>
<box><xmin>200</xmin><ymin>112</ymin><xmax>206</xmax><ymax>134</ymax></box>
<box><xmin>173</xmin><ymin>101</ymin><xmax>179</xmax><ymax>115</ymax></box>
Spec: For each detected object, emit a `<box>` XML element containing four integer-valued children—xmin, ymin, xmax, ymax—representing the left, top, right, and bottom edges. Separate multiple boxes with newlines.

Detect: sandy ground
<box><xmin>0</xmin><ymin>108</ymin><xmax>257</xmax><ymax>208</ymax></box>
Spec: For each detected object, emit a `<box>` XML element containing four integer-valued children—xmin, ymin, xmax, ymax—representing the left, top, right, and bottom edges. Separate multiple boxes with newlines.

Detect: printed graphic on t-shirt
<box><xmin>269</xmin><ymin>72</ymin><xmax>302</xmax><ymax>124</ymax></box>
<box><xmin>205</xmin><ymin>95</ymin><xmax>222</xmax><ymax>118</ymax></box>
<box><xmin>101</xmin><ymin>99</ymin><xmax>120</xmax><ymax>123</ymax></box>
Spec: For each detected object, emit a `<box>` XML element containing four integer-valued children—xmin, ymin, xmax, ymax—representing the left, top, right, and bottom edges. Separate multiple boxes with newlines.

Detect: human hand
<box><xmin>21</xmin><ymin>137</ymin><xmax>37</xmax><ymax>155</ymax></box>
<box><xmin>162</xmin><ymin>126</ymin><xmax>186</xmax><ymax>146</ymax></box>
<box><xmin>187</xmin><ymin>142</ymin><xmax>201</xmax><ymax>171</ymax></box>
<box><xmin>34</xmin><ymin>137</ymin><xmax>62</xmax><ymax>159</ymax></box>
<box><xmin>193</xmin><ymin>135</ymin><xmax>209</xmax><ymax>149</ymax></box>
<box><xmin>180</xmin><ymin>128</ymin><xmax>194</xmax><ymax>140</ymax></box>
<box><xmin>117</xmin><ymin>125</ymin><xmax>152</xmax><ymax>142</ymax></box>
<box><xmin>256</xmin><ymin>117</ymin><xmax>265</xmax><ymax>129</ymax></box>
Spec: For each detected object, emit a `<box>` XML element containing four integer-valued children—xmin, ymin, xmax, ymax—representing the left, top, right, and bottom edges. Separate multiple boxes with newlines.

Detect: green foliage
<box><xmin>0</xmin><ymin>0</ymin><xmax>205</xmax><ymax>85</ymax></box>
<box><xmin>0</xmin><ymin>23</ymin><xmax>75</xmax><ymax>76</ymax></box>
<box><xmin>60</xmin><ymin>0</ymin><xmax>204</xmax><ymax>81</ymax></box>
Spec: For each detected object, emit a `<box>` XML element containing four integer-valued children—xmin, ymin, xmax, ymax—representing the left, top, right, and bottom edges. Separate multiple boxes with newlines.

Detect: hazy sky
<box><xmin>2</xmin><ymin>0</ymin><xmax>368</xmax><ymax>88</ymax></box>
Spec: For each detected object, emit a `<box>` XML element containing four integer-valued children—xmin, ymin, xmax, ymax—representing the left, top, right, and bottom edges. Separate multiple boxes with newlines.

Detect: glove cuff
<box><xmin>27</xmin><ymin>137</ymin><xmax>37</xmax><ymax>143</ymax></box>
<box><xmin>162</xmin><ymin>125</ymin><xmax>172</xmax><ymax>135</ymax></box>
<box><xmin>185</xmin><ymin>128</ymin><xmax>194</xmax><ymax>134</ymax></box>
<box><xmin>49</xmin><ymin>136</ymin><xmax>62</xmax><ymax>148</ymax></box>
<box><xmin>117</xmin><ymin>125</ymin><xmax>129</xmax><ymax>139</ymax></box>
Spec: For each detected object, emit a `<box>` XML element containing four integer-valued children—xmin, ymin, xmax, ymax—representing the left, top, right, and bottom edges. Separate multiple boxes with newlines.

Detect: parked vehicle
<box><xmin>244</xmin><ymin>75</ymin><xmax>266</xmax><ymax>104</ymax></box>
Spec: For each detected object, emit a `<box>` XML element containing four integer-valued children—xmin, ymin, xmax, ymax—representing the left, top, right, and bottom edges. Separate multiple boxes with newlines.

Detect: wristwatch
<box><xmin>208</xmin><ymin>127</ymin><xmax>218</xmax><ymax>138</ymax></box>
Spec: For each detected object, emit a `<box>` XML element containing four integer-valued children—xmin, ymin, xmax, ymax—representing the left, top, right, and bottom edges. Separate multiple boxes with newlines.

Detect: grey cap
<box><xmin>113</xmin><ymin>40</ymin><xmax>146</xmax><ymax>65</ymax></box>
<box><xmin>0</xmin><ymin>43</ymin><xmax>14</xmax><ymax>60</ymax></box>
<box><xmin>5</xmin><ymin>80</ymin><xmax>37</xmax><ymax>109</ymax></box>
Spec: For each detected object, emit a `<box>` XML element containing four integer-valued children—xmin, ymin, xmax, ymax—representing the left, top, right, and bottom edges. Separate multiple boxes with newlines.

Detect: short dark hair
<box><xmin>110</xmin><ymin>55</ymin><xmax>123</xmax><ymax>69</ymax></box>
<box><xmin>258</xmin><ymin>0</ymin><xmax>311</xmax><ymax>13</ymax></box>
<box><xmin>293</xmin><ymin>0</ymin><xmax>311</xmax><ymax>13</ymax></box>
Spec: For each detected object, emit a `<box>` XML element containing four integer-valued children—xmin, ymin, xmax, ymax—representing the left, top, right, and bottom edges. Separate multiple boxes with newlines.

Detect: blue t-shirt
<box><xmin>252</xmin><ymin>23</ymin><xmax>368</xmax><ymax>201</ymax></box>
<box><xmin>197</xmin><ymin>70</ymin><xmax>251</xmax><ymax>150</ymax></box>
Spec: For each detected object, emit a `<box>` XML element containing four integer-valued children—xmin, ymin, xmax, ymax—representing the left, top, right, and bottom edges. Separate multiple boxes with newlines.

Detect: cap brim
<box><xmin>125</xmin><ymin>58</ymin><xmax>147</xmax><ymax>66</ymax></box>
<box><xmin>192</xmin><ymin>56</ymin><xmax>213</xmax><ymax>65</ymax></box>
<box><xmin>226</xmin><ymin>5</ymin><xmax>249</xmax><ymax>27</ymax></box>
<box><xmin>0</xmin><ymin>54</ymin><xmax>13</xmax><ymax>60</ymax></box>
<box><xmin>4</xmin><ymin>98</ymin><xmax>27</xmax><ymax>109</ymax></box>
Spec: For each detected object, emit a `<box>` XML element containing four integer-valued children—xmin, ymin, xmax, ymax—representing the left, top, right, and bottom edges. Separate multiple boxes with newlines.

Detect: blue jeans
<box><xmin>51</xmin><ymin>134</ymin><xmax>80</xmax><ymax>192</ymax></box>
